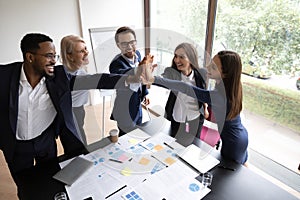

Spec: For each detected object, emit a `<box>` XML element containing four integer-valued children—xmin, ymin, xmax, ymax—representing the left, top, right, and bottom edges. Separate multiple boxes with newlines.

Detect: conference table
<box><xmin>15</xmin><ymin>116</ymin><xmax>299</xmax><ymax>200</ymax></box>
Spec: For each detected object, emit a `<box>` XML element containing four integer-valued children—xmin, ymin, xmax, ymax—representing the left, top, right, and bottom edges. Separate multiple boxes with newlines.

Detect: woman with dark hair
<box><xmin>144</xmin><ymin>50</ymin><xmax>248</xmax><ymax>165</ymax></box>
<box><xmin>162</xmin><ymin>43</ymin><xmax>208</xmax><ymax>140</ymax></box>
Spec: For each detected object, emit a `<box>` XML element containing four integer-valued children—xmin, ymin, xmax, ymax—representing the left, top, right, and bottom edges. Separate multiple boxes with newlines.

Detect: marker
<box><xmin>163</xmin><ymin>142</ymin><xmax>174</xmax><ymax>150</ymax></box>
<box><xmin>109</xmin><ymin>158</ymin><xmax>123</xmax><ymax>163</ymax></box>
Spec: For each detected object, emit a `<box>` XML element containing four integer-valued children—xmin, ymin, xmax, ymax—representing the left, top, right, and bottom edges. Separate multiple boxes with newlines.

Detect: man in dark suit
<box><xmin>0</xmin><ymin>33</ymin><xmax>142</xmax><ymax>197</ymax></box>
<box><xmin>109</xmin><ymin>26</ymin><xmax>150</xmax><ymax>136</ymax></box>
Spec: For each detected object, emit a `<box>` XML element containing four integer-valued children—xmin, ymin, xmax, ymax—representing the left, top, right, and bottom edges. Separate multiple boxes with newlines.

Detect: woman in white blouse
<box><xmin>60</xmin><ymin>35</ymin><xmax>90</xmax><ymax>145</ymax></box>
<box><xmin>162</xmin><ymin>43</ymin><xmax>208</xmax><ymax>143</ymax></box>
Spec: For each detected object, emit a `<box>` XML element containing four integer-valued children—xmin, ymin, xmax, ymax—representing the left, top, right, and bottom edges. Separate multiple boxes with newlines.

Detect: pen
<box><xmin>109</xmin><ymin>158</ymin><xmax>123</xmax><ymax>163</ymax></box>
<box><xmin>176</xmin><ymin>155</ymin><xmax>202</xmax><ymax>174</ymax></box>
<box><xmin>151</xmin><ymin>155</ymin><xmax>168</xmax><ymax>167</ymax></box>
<box><xmin>105</xmin><ymin>185</ymin><xmax>127</xmax><ymax>199</ymax></box>
<box><xmin>163</xmin><ymin>142</ymin><xmax>174</xmax><ymax>150</ymax></box>
<box><xmin>218</xmin><ymin>165</ymin><xmax>236</xmax><ymax>171</ymax></box>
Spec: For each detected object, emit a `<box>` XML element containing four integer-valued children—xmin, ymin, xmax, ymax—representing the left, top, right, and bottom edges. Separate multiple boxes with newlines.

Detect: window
<box><xmin>214</xmin><ymin>0</ymin><xmax>300</xmax><ymax>175</ymax></box>
<box><xmin>148</xmin><ymin>1</ymin><xmax>300</xmax><ymax>190</ymax></box>
<box><xmin>148</xmin><ymin>0</ymin><xmax>209</xmax><ymax>114</ymax></box>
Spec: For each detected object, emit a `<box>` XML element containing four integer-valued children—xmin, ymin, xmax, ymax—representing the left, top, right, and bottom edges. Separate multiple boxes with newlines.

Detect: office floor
<box><xmin>1</xmin><ymin>102</ymin><xmax>299</xmax><ymax>199</ymax></box>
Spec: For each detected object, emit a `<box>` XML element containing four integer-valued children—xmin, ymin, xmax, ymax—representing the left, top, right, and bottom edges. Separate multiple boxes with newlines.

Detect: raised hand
<box><xmin>127</xmin><ymin>54</ymin><xmax>154</xmax><ymax>84</ymax></box>
<box><xmin>138</xmin><ymin>53</ymin><xmax>156</xmax><ymax>84</ymax></box>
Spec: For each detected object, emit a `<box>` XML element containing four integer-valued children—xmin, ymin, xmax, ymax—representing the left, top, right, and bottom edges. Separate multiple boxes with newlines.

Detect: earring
<box><xmin>29</xmin><ymin>60</ymin><xmax>32</xmax><ymax>63</ymax></box>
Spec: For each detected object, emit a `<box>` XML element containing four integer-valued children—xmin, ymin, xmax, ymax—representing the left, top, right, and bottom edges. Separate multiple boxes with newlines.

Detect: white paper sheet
<box><xmin>132</xmin><ymin>161</ymin><xmax>209</xmax><ymax>200</ymax></box>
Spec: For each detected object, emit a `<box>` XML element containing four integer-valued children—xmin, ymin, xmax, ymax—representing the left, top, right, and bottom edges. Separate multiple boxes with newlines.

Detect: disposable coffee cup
<box><xmin>109</xmin><ymin>129</ymin><xmax>119</xmax><ymax>143</ymax></box>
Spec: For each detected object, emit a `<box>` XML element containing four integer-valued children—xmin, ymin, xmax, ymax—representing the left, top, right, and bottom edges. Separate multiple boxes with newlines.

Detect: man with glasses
<box><xmin>109</xmin><ymin>26</ymin><xmax>150</xmax><ymax>136</ymax></box>
<box><xmin>0</xmin><ymin>33</ymin><xmax>145</xmax><ymax>198</ymax></box>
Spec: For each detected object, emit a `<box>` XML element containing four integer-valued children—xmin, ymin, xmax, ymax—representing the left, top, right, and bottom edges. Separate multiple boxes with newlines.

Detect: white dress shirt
<box><xmin>122</xmin><ymin>54</ymin><xmax>141</xmax><ymax>92</ymax></box>
<box><xmin>16</xmin><ymin>66</ymin><xmax>57</xmax><ymax>140</ymax></box>
<box><xmin>172</xmin><ymin>70</ymin><xmax>200</xmax><ymax>123</ymax></box>
<box><xmin>67</xmin><ymin>68</ymin><xmax>89</xmax><ymax>107</ymax></box>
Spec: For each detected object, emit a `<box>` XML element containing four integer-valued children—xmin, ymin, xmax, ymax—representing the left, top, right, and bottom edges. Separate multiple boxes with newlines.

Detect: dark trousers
<box><xmin>8</xmin><ymin>128</ymin><xmax>57</xmax><ymax>199</ymax></box>
<box><xmin>8</xmin><ymin>129</ymin><xmax>57</xmax><ymax>174</ymax></box>
<box><xmin>117</xmin><ymin>125</ymin><xmax>136</xmax><ymax>137</ymax></box>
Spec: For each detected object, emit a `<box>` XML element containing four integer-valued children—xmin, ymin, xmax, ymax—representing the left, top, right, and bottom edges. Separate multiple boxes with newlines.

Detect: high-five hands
<box><xmin>126</xmin><ymin>54</ymin><xmax>156</xmax><ymax>85</ymax></box>
<box><xmin>137</xmin><ymin>53</ymin><xmax>157</xmax><ymax>85</ymax></box>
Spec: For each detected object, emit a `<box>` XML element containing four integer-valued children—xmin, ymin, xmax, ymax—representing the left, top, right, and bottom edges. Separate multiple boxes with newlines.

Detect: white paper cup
<box><xmin>109</xmin><ymin>129</ymin><xmax>119</xmax><ymax>143</ymax></box>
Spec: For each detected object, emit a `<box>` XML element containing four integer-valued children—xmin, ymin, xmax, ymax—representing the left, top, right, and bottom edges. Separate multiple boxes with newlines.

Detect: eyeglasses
<box><xmin>31</xmin><ymin>52</ymin><xmax>60</xmax><ymax>61</ymax></box>
<box><xmin>73</xmin><ymin>46</ymin><xmax>89</xmax><ymax>54</ymax></box>
<box><xmin>118</xmin><ymin>40</ymin><xmax>137</xmax><ymax>48</ymax></box>
<box><xmin>74</xmin><ymin>49</ymin><xmax>89</xmax><ymax>54</ymax></box>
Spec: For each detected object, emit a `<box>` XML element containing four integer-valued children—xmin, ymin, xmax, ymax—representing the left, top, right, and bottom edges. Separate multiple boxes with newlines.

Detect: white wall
<box><xmin>0</xmin><ymin>0</ymin><xmax>144</xmax><ymax>64</ymax></box>
<box><xmin>0</xmin><ymin>0</ymin><xmax>81</xmax><ymax>64</ymax></box>
<box><xmin>79</xmin><ymin>0</ymin><xmax>143</xmax><ymax>42</ymax></box>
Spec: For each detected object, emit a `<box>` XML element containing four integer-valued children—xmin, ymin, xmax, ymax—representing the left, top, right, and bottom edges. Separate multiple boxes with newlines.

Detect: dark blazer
<box><xmin>0</xmin><ymin>62</ymin><xmax>128</xmax><ymax>163</ymax></box>
<box><xmin>109</xmin><ymin>51</ymin><xmax>148</xmax><ymax>130</ymax></box>
<box><xmin>162</xmin><ymin>67</ymin><xmax>207</xmax><ymax>122</ymax></box>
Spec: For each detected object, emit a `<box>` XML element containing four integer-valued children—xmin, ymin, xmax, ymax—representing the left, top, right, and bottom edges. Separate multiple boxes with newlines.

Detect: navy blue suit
<box><xmin>0</xmin><ymin>62</ymin><xmax>129</xmax><ymax>175</ymax></box>
<box><xmin>109</xmin><ymin>51</ymin><xmax>148</xmax><ymax>135</ymax></box>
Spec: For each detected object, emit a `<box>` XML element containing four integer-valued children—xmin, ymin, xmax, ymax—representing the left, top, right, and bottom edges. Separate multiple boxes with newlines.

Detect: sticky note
<box><xmin>121</xmin><ymin>167</ymin><xmax>132</xmax><ymax>176</ymax></box>
<box><xmin>139</xmin><ymin>157</ymin><xmax>150</xmax><ymax>165</ymax></box>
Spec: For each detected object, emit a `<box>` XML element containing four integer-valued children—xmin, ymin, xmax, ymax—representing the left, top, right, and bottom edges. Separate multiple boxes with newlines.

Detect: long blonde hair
<box><xmin>60</xmin><ymin>35</ymin><xmax>85</xmax><ymax>71</ymax></box>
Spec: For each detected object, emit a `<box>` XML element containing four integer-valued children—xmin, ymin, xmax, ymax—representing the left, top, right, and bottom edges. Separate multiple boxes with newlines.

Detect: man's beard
<box><xmin>44</xmin><ymin>71</ymin><xmax>55</xmax><ymax>79</ymax></box>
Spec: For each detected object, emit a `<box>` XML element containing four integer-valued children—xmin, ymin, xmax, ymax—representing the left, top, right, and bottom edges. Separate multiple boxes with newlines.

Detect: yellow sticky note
<box><xmin>121</xmin><ymin>167</ymin><xmax>132</xmax><ymax>176</ymax></box>
<box><xmin>128</xmin><ymin>138</ymin><xmax>138</xmax><ymax>145</ymax></box>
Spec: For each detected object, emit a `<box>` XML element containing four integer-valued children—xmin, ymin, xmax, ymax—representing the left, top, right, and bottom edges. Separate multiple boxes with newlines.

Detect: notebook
<box><xmin>53</xmin><ymin>156</ymin><xmax>94</xmax><ymax>186</ymax></box>
<box><xmin>178</xmin><ymin>144</ymin><xmax>220</xmax><ymax>173</ymax></box>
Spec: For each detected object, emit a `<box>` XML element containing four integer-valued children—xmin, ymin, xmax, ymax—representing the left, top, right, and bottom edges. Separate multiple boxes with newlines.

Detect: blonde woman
<box><xmin>60</xmin><ymin>35</ymin><xmax>89</xmax><ymax>145</ymax></box>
